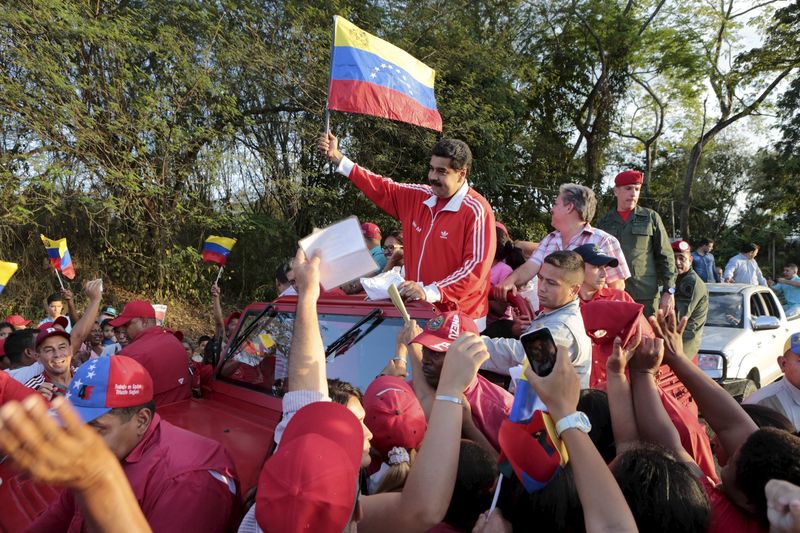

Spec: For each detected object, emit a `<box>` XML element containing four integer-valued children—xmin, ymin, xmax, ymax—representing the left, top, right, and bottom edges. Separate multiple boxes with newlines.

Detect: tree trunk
<box><xmin>643</xmin><ymin>141</ymin><xmax>654</xmax><ymax>198</ymax></box>
<box><xmin>680</xmin><ymin>141</ymin><xmax>704</xmax><ymax>237</ymax></box>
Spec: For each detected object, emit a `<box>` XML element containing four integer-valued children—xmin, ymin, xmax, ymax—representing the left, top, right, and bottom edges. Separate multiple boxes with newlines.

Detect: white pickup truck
<box><xmin>697</xmin><ymin>283</ymin><xmax>800</xmax><ymax>401</ymax></box>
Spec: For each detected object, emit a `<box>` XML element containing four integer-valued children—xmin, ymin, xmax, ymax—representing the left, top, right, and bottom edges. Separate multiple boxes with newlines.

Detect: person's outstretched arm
<box><xmin>527</xmin><ymin>347</ymin><xmax>638</xmax><ymax>533</ymax></box>
<box><xmin>69</xmin><ymin>280</ymin><xmax>103</xmax><ymax>353</ymax></box>
<box><xmin>360</xmin><ymin>333</ymin><xmax>490</xmax><ymax>533</ymax></box>
<box><xmin>286</xmin><ymin>248</ymin><xmax>325</xmax><ymax>394</ymax></box>
<box><xmin>210</xmin><ymin>284</ymin><xmax>225</xmax><ymax>338</ymax></box>
<box><xmin>650</xmin><ymin>310</ymin><xmax>757</xmax><ymax>456</ymax></box>
<box><xmin>606</xmin><ymin>330</ymin><xmax>641</xmax><ymax>454</ymax></box>
<box><xmin>628</xmin><ymin>336</ymin><xmax>695</xmax><ymax>463</ymax></box>
<box><xmin>0</xmin><ymin>396</ymin><xmax>151</xmax><ymax>533</ymax></box>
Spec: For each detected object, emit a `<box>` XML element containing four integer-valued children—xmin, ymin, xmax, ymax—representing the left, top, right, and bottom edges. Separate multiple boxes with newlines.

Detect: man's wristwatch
<box><xmin>555</xmin><ymin>411</ymin><xmax>592</xmax><ymax>437</ymax></box>
<box><xmin>663</xmin><ymin>287</ymin><xmax>676</xmax><ymax>295</ymax></box>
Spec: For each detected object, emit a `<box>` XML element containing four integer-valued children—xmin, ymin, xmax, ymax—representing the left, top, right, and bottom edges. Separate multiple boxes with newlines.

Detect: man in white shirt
<box><xmin>745</xmin><ymin>332</ymin><xmax>800</xmax><ymax>430</ymax></box>
<box><xmin>723</xmin><ymin>242</ymin><xmax>767</xmax><ymax>286</ymax></box>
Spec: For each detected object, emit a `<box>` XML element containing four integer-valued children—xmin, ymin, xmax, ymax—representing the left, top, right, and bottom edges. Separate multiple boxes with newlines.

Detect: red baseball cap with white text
<box><xmin>411</xmin><ymin>311</ymin><xmax>479</xmax><ymax>352</ymax></box>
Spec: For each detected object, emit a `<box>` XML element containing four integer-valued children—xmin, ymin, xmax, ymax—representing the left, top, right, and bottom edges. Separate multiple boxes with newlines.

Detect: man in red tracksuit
<box><xmin>319</xmin><ymin>132</ymin><xmax>496</xmax><ymax>329</ymax></box>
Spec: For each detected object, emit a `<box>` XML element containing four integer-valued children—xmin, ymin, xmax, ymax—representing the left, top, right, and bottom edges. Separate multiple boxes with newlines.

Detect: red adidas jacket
<box><xmin>345</xmin><ymin>162</ymin><xmax>496</xmax><ymax>325</ymax></box>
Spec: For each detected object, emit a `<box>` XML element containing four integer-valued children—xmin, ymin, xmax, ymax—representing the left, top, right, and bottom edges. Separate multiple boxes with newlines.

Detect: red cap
<box><xmin>5</xmin><ymin>315</ymin><xmax>30</xmax><ymax>328</ymax></box>
<box><xmin>256</xmin><ymin>402</ymin><xmax>363</xmax><ymax>533</ymax></box>
<box><xmin>171</xmin><ymin>330</ymin><xmax>184</xmax><ymax>342</ymax></box>
<box><xmin>109</xmin><ymin>300</ymin><xmax>156</xmax><ymax>327</ymax></box>
<box><xmin>580</xmin><ymin>300</ymin><xmax>650</xmax><ymax>346</ymax></box>
<box><xmin>412</xmin><ymin>311</ymin><xmax>479</xmax><ymax>352</ymax></box>
<box><xmin>364</xmin><ymin>376</ymin><xmax>427</xmax><ymax>459</ymax></box>
<box><xmin>35</xmin><ymin>326</ymin><xmax>71</xmax><ymax>349</ymax></box>
<box><xmin>68</xmin><ymin>356</ymin><xmax>154</xmax><ymax>423</ymax></box>
<box><xmin>614</xmin><ymin>170</ymin><xmax>643</xmax><ymax>187</ymax></box>
<box><xmin>39</xmin><ymin>316</ymin><xmax>69</xmax><ymax>331</ymax></box>
<box><xmin>361</xmin><ymin>222</ymin><xmax>381</xmax><ymax>240</ymax></box>
<box><xmin>496</xmin><ymin>222</ymin><xmax>510</xmax><ymax>239</ymax></box>
<box><xmin>671</xmin><ymin>240</ymin><xmax>691</xmax><ymax>253</ymax></box>
<box><xmin>498</xmin><ymin>410</ymin><xmax>567</xmax><ymax>492</ymax></box>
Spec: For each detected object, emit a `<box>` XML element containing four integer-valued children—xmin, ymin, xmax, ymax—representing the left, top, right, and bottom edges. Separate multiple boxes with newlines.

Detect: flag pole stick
<box><xmin>54</xmin><ymin>269</ymin><xmax>65</xmax><ymax>291</ymax></box>
<box><xmin>324</xmin><ymin>16</ymin><xmax>336</xmax><ymax>134</ymax></box>
<box><xmin>214</xmin><ymin>265</ymin><xmax>224</xmax><ymax>287</ymax></box>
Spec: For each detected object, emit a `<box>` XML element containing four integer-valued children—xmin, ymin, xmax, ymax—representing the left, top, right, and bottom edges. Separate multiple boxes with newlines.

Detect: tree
<box><xmin>677</xmin><ymin>0</ymin><xmax>799</xmax><ymax>237</ymax></box>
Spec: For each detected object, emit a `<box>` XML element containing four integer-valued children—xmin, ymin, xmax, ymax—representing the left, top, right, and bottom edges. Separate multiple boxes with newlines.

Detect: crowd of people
<box><xmin>1</xmin><ymin>134</ymin><xmax>800</xmax><ymax>532</ymax></box>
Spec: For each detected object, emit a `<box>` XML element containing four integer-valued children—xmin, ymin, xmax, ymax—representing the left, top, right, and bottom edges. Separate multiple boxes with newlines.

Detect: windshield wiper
<box><xmin>325</xmin><ymin>308</ymin><xmax>383</xmax><ymax>359</ymax></box>
<box><xmin>224</xmin><ymin>304</ymin><xmax>276</xmax><ymax>363</ymax></box>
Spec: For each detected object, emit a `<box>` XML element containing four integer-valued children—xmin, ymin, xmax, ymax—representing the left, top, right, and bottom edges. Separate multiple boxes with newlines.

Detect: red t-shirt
<box><xmin>700</xmin><ymin>476</ymin><xmax>766</xmax><ymax>533</ymax></box>
<box><xmin>464</xmin><ymin>374</ymin><xmax>513</xmax><ymax>451</ymax></box>
<box><xmin>0</xmin><ymin>371</ymin><xmax>35</xmax><ymax>405</ymax></box>
<box><xmin>119</xmin><ymin>327</ymin><xmax>190</xmax><ymax>407</ymax></box>
<box><xmin>618</xmin><ymin>209</ymin><xmax>633</xmax><ymax>222</ymax></box>
<box><xmin>26</xmin><ymin>415</ymin><xmax>238</xmax><ymax>533</ymax></box>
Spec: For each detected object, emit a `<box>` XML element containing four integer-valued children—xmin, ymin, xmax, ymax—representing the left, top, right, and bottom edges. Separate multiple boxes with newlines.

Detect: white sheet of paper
<box><xmin>298</xmin><ymin>216</ymin><xmax>379</xmax><ymax>290</ymax></box>
<box><xmin>362</xmin><ymin>269</ymin><xmax>406</xmax><ymax>301</ymax></box>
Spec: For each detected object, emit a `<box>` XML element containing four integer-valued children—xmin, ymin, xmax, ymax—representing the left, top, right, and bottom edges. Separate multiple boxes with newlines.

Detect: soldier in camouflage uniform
<box><xmin>596</xmin><ymin>170</ymin><xmax>676</xmax><ymax>317</ymax></box>
<box><xmin>672</xmin><ymin>240</ymin><xmax>708</xmax><ymax>359</ymax></box>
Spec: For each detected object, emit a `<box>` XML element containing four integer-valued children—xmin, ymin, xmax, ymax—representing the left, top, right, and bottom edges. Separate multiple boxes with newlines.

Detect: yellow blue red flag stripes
<box><xmin>328</xmin><ymin>16</ymin><xmax>443</xmax><ymax>131</ymax></box>
<box><xmin>0</xmin><ymin>261</ymin><xmax>18</xmax><ymax>294</ymax></box>
<box><xmin>40</xmin><ymin>235</ymin><xmax>76</xmax><ymax>279</ymax></box>
<box><xmin>202</xmin><ymin>236</ymin><xmax>237</xmax><ymax>266</ymax></box>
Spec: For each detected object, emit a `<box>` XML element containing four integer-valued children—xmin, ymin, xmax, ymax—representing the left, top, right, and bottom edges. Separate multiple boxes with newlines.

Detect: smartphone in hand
<box><xmin>520</xmin><ymin>328</ymin><xmax>557</xmax><ymax>377</ymax></box>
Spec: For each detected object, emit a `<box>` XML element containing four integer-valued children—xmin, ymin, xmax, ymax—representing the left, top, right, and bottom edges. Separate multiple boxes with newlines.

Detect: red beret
<box><xmin>614</xmin><ymin>170</ymin><xmax>643</xmax><ymax>187</ymax></box>
<box><xmin>671</xmin><ymin>240</ymin><xmax>691</xmax><ymax>253</ymax></box>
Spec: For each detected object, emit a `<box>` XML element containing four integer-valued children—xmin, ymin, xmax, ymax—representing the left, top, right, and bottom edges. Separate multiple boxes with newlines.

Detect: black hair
<box><xmin>494</xmin><ymin>226</ymin><xmax>514</xmax><ymax>263</ymax></box>
<box><xmin>431</xmin><ymin>139</ymin><xmax>472</xmax><ymax>173</ymax></box>
<box><xmin>499</xmin><ymin>465</ymin><xmax>584</xmax><ymax>532</ymax></box>
<box><xmin>443</xmin><ymin>440</ymin><xmax>498</xmax><ymax>530</ymax></box>
<box><xmin>506</xmin><ymin>247</ymin><xmax>527</xmax><ymax>270</ymax></box>
<box><xmin>383</xmin><ymin>230</ymin><xmax>403</xmax><ymax>245</ymax></box>
<box><xmin>735</xmin><ymin>428</ymin><xmax>800</xmax><ymax>525</ymax></box>
<box><xmin>741</xmin><ymin>242</ymin><xmax>760</xmax><ymax>254</ymax></box>
<box><xmin>481</xmin><ymin>319</ymin><xmax>517</xmax><ymax>339</ymax></box>
<box><xmin>741</xmin><ymin>403</ymin><xmax>795</xmax><ymax>432</ymax></box>
<box><xmin>543</xmin><ymin>250</ymin><xmax>585</xmax><ymax>285</ymax></box>
<box><xmin>275</xmin><ymin>260</ymin><xmax>292</xmax><ymax>284</ymax></box>
<box><xmin>327</xmin><ymin>378</ymin><xmax>362</xmax><ymax>405</ymax></box>
<box><xmin>578</xmin><ymin>389</ymin><xmax>616</xmax><ymax>463</ymax></box>
<box><xmin>110</xmin><ymin>400</ymin><xmax>157</xmax><ymax>422</ymax></box>
<box><xmin>46</xmin><ymin>293</ymin><xmax>63</xmax><ymax>305</ymax></box>
<box><xmin>0</xmin><ymin>322</ymin><xmax>13</xmax><ymax>332</ymax></box>
<box><xmin>696</xmin><ymin>237</ymin><xmax>713</xmax><ymax>247</ymax></box>
<box><xmin>611</xmin><ymin>443</ymin><xmax>710</xmax><ymax>533</ymax></box>
<box><xmin>100</xmin><ymin>318</ymin><xmax>113</xmax><ymax>330</ymax></box>
<box><xmin>198</xmin><ymin>335</ymin><xmax>213</xmax><ymax>344</ymax></box>
<box><xmin>4</xmin><ymin>329</ymin><xmax>36</xmax><ymax>364</ymax></box>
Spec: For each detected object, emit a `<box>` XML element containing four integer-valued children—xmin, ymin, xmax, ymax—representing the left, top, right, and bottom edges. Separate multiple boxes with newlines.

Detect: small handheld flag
<box><xmin>202</xmin><ymin>236</ymin><xmax>237</xmax><ymax>266</ymax></box>
<box><xmin>0</xmin><ymin>261</ymin><xmax>18</xmax><ymax>294</ymax></box>
<box><xmin>327</xmin><ymin>16</ymin><xmax>443</xmax><ymax>131</ymax></box>
<box><xmin>40</xmin><ymin>235</ymin><xmax>76</xmax><ymax>280</ymax></box>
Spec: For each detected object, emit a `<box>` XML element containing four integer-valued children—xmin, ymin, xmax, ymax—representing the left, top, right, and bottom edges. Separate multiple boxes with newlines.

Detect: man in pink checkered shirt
<box><xmin>494</xmin><ymin>183</ymin><xmax>629</xmax><ymax>300</ymax></box>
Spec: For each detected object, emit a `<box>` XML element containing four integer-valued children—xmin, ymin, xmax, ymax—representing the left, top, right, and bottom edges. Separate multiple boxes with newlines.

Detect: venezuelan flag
<box><xmin>202</xmin><ymin>236</ymin><xmax>237</xmax><ymax>266</ymax></box>
<box><xmin>328</xmin><ymin>16</ymin><xmax>443</xmax><ymax>132</ymax></box>
<box><xmin>40</xmin><ymin>235</ymin><xmax>76</xmax><ymax>279</ymax></box>
<box><xmin>0</xmin><ymin>261</ymin><xmax>18</xmax><ymax>294</ymax></box>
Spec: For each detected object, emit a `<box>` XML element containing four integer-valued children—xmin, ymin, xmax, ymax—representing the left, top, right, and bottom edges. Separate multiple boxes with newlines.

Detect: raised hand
<box><xmin>83</xmin><ymin>278</ymin><xmax>103</xmax><ymax>301</ymax></box>
<box><xmin>648</xmin><ymin>309</ymin><xmax>688</xmax><ymax>365</ymax></box>
<box><xmin>629</xmin><ymin>336</ymin><xmax>665</xmax><ymax>376</ymax></box>
<box><xmin>437</xmin><ymin>333</ymin><xmax>489</xmax><ymax>397</ymax></box>
<box><xmin>318</xmin><ymin>131</ymin><xmax>343</xmax><ymax>165</ymax></box>
<box><xmin>0</xmin><ymin>396</ymin><xmax>117</xmax><ymax>490</ymax></box>
<box><xmin>292</xmin><ymin>248</ymin><xmax>321</xmax><ymax>300</ymax></box>
<box><xmin>607</xmin><ymin>325</ymin><xmax>642</xmax><ymax>376</ymax></box>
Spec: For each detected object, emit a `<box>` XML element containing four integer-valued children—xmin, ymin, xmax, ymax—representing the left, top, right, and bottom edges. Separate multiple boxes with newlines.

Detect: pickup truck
<box><xmin>0</xmin><ymin>294</ymin><xmax>437</xmax><ymax>532</ymax></box>
<box><xmin>697</xmin><ymin>283</ymin><xmax>800</xmax><ymax>401</ymax></box>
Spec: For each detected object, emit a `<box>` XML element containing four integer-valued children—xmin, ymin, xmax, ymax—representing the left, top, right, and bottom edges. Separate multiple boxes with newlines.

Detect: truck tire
<box><xmin>737</xmin><ymin>379</ymin><xmax>759</xmax><ymax>403</ymax></box>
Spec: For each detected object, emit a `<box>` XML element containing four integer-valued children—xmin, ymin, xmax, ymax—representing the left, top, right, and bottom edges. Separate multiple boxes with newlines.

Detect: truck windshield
<box><xmin>707</xmin><ymin>293</ymin><xmax>744</xmax><ymax>328</ymax></box>
<box><xmin>219</xmin><ymin>309</ymin><xmax>414</xmax><ymax>395</ymax></box>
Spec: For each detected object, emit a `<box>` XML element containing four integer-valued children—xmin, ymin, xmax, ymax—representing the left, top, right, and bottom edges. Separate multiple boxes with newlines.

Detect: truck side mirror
<box><xmin>752</xmin><ymin>316</ymin><xmax>780</xmax><ymax>331</ymax></box>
